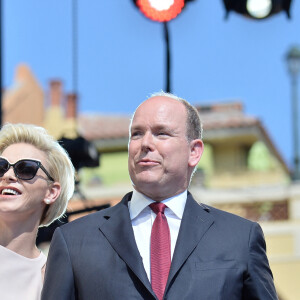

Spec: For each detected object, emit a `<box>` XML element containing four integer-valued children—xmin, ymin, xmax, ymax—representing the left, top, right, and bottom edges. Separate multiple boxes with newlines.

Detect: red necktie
<box><xmin>149</xmin><ymin>202</ymin><xmax>171</xmax><ymax>300</ymax></box>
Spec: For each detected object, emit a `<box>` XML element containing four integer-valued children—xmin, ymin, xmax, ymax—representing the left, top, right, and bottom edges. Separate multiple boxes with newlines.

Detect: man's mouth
<box><xmin>138</xmin><ymin>159</ymin><xmax>159</xmax><ymax>166</ymax></box>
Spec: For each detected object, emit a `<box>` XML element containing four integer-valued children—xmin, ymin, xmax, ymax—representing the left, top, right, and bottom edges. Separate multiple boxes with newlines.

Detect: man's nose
<box><xmin>141</xmin><ymin>132</ymin><xmax>154</xmax><ymax>151</ymax></box>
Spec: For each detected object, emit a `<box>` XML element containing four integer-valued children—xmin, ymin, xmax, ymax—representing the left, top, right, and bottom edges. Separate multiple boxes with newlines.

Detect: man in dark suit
<box><xmin>42</xmin><ymin>92</ymin><xmax>278</xmax><ymax>300</ymax></box>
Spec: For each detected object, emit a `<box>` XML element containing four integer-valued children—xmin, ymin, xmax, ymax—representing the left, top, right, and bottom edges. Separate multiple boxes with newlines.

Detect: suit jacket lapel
<box><xmin>166</xmin><ymin>192</ymin><xmax>214</xmax><ymax>289</ymax></box>
<box><xmin>98</xmin><ymin>193</ymin><xmax>155</xmax><ymax>297</ymax></box>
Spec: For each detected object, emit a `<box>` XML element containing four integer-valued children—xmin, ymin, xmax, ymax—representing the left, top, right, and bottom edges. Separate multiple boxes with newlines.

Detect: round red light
<box><xmin>136</xmin><ymin>0</ymin><xmax>185</xmax><ymax>22</ymax></box>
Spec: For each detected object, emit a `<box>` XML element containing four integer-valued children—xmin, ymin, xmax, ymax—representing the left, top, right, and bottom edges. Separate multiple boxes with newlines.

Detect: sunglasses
<box><xmin>0</xmin><ymin>157</ymin><xmax>54</xmax><ymax>181</ymax></box>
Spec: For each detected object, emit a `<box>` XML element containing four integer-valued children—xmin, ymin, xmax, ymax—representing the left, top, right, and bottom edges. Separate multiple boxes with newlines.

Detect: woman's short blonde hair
<box><xmin>0</xmin><ymin>123</ymin><xmax>75</xmax><ymax>226</ymax></box>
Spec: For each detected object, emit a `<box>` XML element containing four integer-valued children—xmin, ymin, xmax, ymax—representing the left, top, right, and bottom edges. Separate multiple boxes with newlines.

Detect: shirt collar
<box><xmin>129</xmin><ymin>189</ymin><xmax>187</xmax><ymax>220</ymax></box>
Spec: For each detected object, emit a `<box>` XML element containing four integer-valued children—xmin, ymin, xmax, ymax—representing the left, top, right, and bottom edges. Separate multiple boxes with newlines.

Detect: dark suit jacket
<box><xmin>42</xmin><ymin>192</ymin><xmax>278</xmax><ymax>300</ymax></box>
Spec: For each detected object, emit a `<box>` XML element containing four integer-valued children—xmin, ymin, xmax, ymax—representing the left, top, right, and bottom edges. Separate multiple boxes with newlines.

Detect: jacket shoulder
<box><xmin>59</xmin><ymin>192</ymin><xmax>132</xmax><ymax>232</ymax></box>
<box><xmin>204</xmin><ymin>203</ymin><xmax>257</xmax><ymax>228</ymax></box>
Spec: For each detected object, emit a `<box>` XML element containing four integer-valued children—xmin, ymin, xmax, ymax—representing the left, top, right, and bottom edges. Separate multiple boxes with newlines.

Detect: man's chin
<box><xmin>132</xmin><ymin>179</ymin><xmax>164</xmax><ymax>198</ymax></box>
<box><xmin>133</xmin><ymin>179</ymin><xmax>158</xmax><ymax>189</ymax></box>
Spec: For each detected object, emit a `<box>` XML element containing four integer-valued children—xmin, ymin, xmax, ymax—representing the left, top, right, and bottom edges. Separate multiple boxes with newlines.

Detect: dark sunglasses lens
<box><xmin>15</xmin><ymin>160</ymin><xmax>39</xmax><ymax>180</ymax></box>
<box><xmin>0</xmin><ymin>159</ymin><xmax>9</xmax><ymax>176</ymax></box>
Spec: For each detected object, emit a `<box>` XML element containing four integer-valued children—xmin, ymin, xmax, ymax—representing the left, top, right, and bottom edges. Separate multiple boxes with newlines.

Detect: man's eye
<box><xmin>131</xmin><ymin>131</ymin><xmax>142</xmax><ymax>138</ymax></box>
<box><xmin>158</xmin><ymin>132</ymin><xmax>169</xmax><ymax>136</ymax></box>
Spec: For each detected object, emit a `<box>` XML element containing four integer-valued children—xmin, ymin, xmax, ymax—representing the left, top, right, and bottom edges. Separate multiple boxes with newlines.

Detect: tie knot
<box><xmin>149</xmin><ymin>202</ymin><xmax>167</xmax><ymax>215</ymax></box>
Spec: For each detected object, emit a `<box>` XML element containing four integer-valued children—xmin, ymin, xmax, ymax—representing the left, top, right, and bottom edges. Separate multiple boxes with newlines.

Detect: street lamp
<box><xmin>132</xmin><ymin>0</ymin><xmax>194</xmax><ymax>93</ymax></box>
<box><xmin>134</xmin><ymin>0</ymin><xmax>185</xmax><ymax>22</ymax></box>
<box><xmin>223</xmin><ymin>0</ymin><xmax>292</xmax><ymax>20</ymax></box>
<box><xmin>286</xmin><ymin>46</ymin><xmax>300</xmax><ymax>180</ymax></box>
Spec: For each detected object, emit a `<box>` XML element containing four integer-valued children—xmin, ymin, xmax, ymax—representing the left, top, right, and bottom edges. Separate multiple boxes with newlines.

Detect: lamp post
<box><xmin>132</xmin><ymin>0</ymin><xmax>192</xmax><ymax>93</ymax></box>
<box><xmin>223</xmin><ymin>0</ymin><xmax>292</xmax><ymax>19</ymax></box>
<box><xmin>0</xmin><ymin>0</ymin><xmax>2</xmax><ymax>126</ymax></box>
<box><xmin>286</xmin><ymin>46</ymin><xmax>300</xmax><ymax>180</ymax></box>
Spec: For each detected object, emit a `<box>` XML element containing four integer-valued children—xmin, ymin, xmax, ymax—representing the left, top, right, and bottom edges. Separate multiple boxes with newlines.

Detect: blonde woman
<box><xmin>0</xmin><ymin>123</ymin><xmax>75</xmax><ymax>300</ymax></box>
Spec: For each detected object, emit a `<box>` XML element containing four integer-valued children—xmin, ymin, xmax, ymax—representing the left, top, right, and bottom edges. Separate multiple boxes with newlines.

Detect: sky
<box><xmin>3</xmin><ymin>0</ymin><xmax>300</xmax><ymax>169</ymax></box>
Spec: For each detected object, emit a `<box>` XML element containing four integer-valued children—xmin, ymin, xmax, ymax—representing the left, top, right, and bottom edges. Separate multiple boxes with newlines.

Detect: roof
<box><xmin>78</xmin><ymin>101</ymin><xmax>259</xmax><ymax>140</ymax></box>
<box><xmin>78</xmin><ymin>114</ymin><xmax>131</xmax><ymax>140</ymax></box>
<box><xmin>197</xmin><ymin>101</ymin><xmax>259</xmax><ymax>130</ymax></box>
<box><xmin>77</xmin><ymin>101</ymin><xmax>289</xmax><ymax>172</ymax></box>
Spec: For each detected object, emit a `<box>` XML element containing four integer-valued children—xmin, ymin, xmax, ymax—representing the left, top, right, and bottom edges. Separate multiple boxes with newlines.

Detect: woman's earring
<box><xmin>45</xmin><ymin>199</ymin><xmax>51</xmax><ymax>205</ymax></box>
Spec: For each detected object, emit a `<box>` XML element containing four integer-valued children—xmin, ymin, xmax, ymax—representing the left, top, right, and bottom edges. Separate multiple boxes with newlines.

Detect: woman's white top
<box><xmin>0</xmin><ymin>245</ymin><xmax>47</xmax><ymax>300</ymax></box>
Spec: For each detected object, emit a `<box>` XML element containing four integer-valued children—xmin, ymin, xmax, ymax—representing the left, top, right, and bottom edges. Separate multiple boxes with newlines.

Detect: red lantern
<box><xmin>136</xmin><ymin>0</ymin><xmax>185</xmax><ymax>22</ymax></box>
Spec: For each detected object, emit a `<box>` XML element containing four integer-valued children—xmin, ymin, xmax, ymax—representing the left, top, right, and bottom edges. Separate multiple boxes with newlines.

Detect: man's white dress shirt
<box><xmin>128</xmin><ymin>189</ymin><xmax>187</xmax><ymax>281</ymax></box>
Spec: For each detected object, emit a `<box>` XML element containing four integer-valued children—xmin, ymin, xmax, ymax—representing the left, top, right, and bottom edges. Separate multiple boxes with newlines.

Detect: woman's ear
<box><xmin>188</xmin><ymin>139</ymin><xmax>204</xmax><ymax>168</ymax></box>
<box><xmin>43</xmin><ymin>182</ymin><xmax>61</xmax><ymax>205</ymax></box>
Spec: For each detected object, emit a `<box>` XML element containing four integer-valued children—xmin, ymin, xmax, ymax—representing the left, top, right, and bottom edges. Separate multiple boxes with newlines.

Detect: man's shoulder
<box><xmin>58</xmin><ymin>206</ymin><xmax>109</xmax><ymax>233</ymax></box>
<box><xmin>195</xmin><ymin>203</ymin><xmax>260</xmax><ymax>240</ymax></box>
<box><xmin>59</xmin><ymin>192</ymin><xmax>132</xmax><ymax>232</ymax></box>
<box><xmin>206</xmin><ymin>204</ymin><xmax>254</xmax><ymax>225</ymax></box>
<box><xmin>188</xmin><ymin>192</ymin><xmax>255</xmax><ymax>227</ymax></box>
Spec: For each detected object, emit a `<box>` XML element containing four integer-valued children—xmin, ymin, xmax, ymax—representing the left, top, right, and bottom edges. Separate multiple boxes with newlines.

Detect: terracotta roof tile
<box><xmin>201</xmin><ymin>111</ymin><xmax>259</xmax><ymax>130</ymax></box>
<box><xmin>78</xmin><ymin>102</ymin><xmax>259</xmax><ymax>140</ymax></box>
<box><xmin>78</xmin><ymin>114</ymin><xmax>131</xmax><ymax>140</ymax></box>
<box><xmin>76</xmin><ymin>102</ymin><xmax>288</xmax><ymax>171</ymax></box>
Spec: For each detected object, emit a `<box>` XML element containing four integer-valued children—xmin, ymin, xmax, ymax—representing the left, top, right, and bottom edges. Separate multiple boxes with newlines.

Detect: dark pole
<box><xmin>0</xmin><ymin>0</ymin><xmax>2</xmax><ymax>126</ymax></box>
<box><xmin>291</xmin><ymin>73</ymin><xmax>300</xmax><ymax>180</ymax></box>
<box><xmin>72</xmin><ymin>0</ymin><xmax>78</xmax><ymax>93</ymax></box>
<box><xmin>163</xmin><ymin>22</ymin><xmax>171</xmax><ymax>93</ymax></box>
<box><xmin>287</xmin><ymin>46</ymin><xmax>300</xmax><ymax>180</ymax></box>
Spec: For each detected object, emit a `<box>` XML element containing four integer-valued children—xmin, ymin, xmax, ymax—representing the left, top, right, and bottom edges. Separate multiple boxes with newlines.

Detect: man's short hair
<box><xmin>148</xmin><ymin>91</ymin><xmax>202</xmax><ymax>142</ymax></box>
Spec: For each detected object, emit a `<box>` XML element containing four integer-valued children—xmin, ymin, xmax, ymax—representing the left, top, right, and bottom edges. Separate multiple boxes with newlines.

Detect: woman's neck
<box><xmin>0</xmin><ymin>217</ymin><xmax>40</xmax><ymax>258</ymax></box>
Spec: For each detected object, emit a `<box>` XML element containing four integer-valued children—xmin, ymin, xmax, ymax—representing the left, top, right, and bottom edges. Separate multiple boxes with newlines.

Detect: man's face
<box><xmin>128</xmin><ymin>96</ymin><xmax>203</xmax><ymax>201</ymax></box>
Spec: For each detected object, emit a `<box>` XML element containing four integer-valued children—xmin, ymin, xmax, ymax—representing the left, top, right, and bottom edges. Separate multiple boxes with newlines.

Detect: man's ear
<box><xmin>188</xmin><ymin>139</ymin><xmax>204</xmax><ymax>168</ymax></box>
<box><xmin>43</xmin><ymin>182</ymin><xmax>61</xmax><ymax>205</ymax></box>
